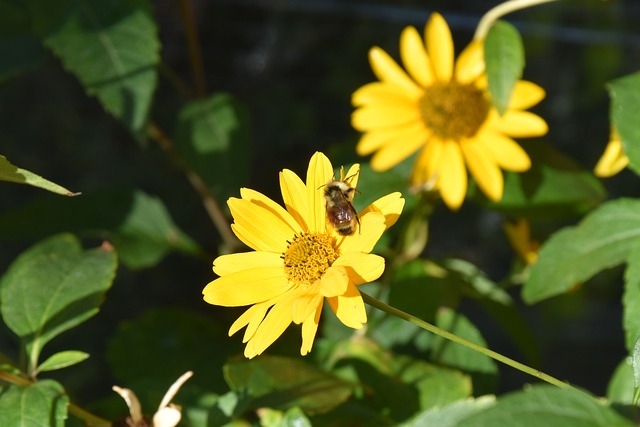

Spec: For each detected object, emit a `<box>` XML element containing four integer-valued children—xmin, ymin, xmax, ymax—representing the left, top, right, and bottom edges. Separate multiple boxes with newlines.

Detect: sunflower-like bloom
<box><xmin>352</xmin><ymin>13</ymin><xmax>548</xmax><ymax>210</ymax></box>
<box><xmin>594</xmin><ymin>128</ymin><xmax>628</xmax><ymax>177</ymax></box>
<box><xmin>203</xmin><ymin>152</ymin><xmax>404</xmax><ymax>358</ymax></box>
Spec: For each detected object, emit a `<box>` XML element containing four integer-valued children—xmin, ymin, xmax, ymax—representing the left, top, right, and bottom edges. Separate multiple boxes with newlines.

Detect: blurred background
<box><xmin>2</xmin><ymin>0</ymin><xmax>640</xmax><ymax>408</ymax></box>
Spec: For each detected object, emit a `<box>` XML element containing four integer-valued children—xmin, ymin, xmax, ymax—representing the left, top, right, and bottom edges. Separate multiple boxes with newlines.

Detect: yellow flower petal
<box><xmin>328</xmin><ymin>282</ymin><xmax>367</xmax><ymax>329</ymax></box>
<box><xmin>292</xmin><ymin>291</ymin><xmax>322</xmax><ymax>325</ymax></box>
<box><xmin>280</xmin><ymin>168</ymin><xmax>309</xmax><ymax>231</ymax></box>
<box><xmin>343</xmin><ymin>163</ymin><xmax>360</xmax><ymax>189</ymax></box>
<box><xmin>412</xmin><ymin>138</ymin><xmax>443</xmax><ymax>186</ymax></box>
<box><xmin>248</xmin><ymin>297</ymin><xmax>295</xmax><ymax>358</ymax></box>
<box><xmin>475</xmin><ymin>130</ymin><xmax>531</xmax><ymax>172</ymax></box>
<box><xmin>319</xmin><ymin>265</ymin><xmax>349</xmax><ymax>297</ymax></box>
<box><xmin>352</xmin><ymin>82</ymin><xmax>419</xmax><ymax>107</ymax></box>
<box><xmin>240</xmin><ymin>188</ymin><xmax>302</xmax><ymax>233</ymax></box>
<box><xmin>460</xmin><ymin>139</ymin><xmax>504</xmax><ymax>202</ymax></box>
<box><xmin>338</xmin><ymin>211</ymin><xmax>386</xmax><ymax>254</ymax></box>
<box><xmin>307</xmin><ymin>152</ymin><xmax>333</xmax><ymax>233</ymax></box>
<box><xmin>425</xmin><ymin>13</ymin><xmax>454</xmax><ymax>82</ymax></box>
<box><xmin>370</xmin><ymin>123</ymin><xmax>429</xmax><ymax>171</ymax></box>
<box><xmin>359</xmin><ymin>192</ymin><xmax>405</xmax><ymax>229</ymax></box>
<box><xmin>228</xmin><ymin>298</ymin><xmax>272</xmax><ymax>338</ymax></box>
<box><xmin>490</xmin><ymin>110</ymin><xmax>548</xmax><ymax>137</ymax></box>
<box><xmin>594</xmin><ymin>137</ymin><xmax>629</xmax><ymax>178</ymax></box>
<box><xmin>203</xmin><ymin>267</ymin><xmax>291</xmax><ymax>307</ymax></box>
<box><xmin>352</xmin><ymin>103</ymin><xmax>422</xmax><ymax>131</ymax></box>
<box><xmin>438</xmin><ymin>140</ymin><xmax>467</xmax><ymax>210</ymax></box>
<box><xmin>400</xmin><ymin>26</ymin><xmax>434</xmax><ymax>87</ymax></box>
<box><xmin>334</xmin><ymin>252</ymin><xmax>385</xmax><ymax>284</ymax></box>
<box><xmin>509</xmin><ymin>80</ymin><xmax>545</xmax><ymax>110</ymax></box>
<box><xmin>213</xmin><ymin>251</ymin><xmax>283</xmax><ymax>276</ymax></box>
<box><xmin>455</xmin><ymin>40</ymin><xmax>484</xmax><ymax>84</ymax></box>
<box><xmin>300</xmin><ymin>305</ymin><xmax>322</xmax><ymax>356</ymax></box>
<box><xmin>357</xmin><ymin>122</ymin><xmax>426</xmax><ymax>157</ymax></box>
<box><xmin>228</xmin><ymin>197</ymin><xmax>296</xmax><ymax>252</ymax></box>
<box><xmin>368</xmin><ymin>47</ymin><xmax>422</xmax><ymax>97</ymax></box>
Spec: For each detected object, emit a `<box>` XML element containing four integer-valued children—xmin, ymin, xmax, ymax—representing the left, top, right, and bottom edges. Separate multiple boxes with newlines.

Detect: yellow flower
<box><xmin>202</xmin><ymin>152</ymin><xmax>405</xmax><ymax>358</ymax></box>
<box><xmin>594</xmin><ymin>128</ymin><xmax>628</xmax><ymax>177</ymax></box>
<box><xmin>503</xmin><ymin>219</ymin><xmax>539</xmax><ymax>265</ymax></box>
<box><xmin>352</xmin><ymin>13</ymin><xmax>548</xmax><ymax>210</ymax></box>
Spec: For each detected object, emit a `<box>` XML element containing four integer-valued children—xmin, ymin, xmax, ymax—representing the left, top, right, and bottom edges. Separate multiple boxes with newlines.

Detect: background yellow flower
<box><xmin>352</xmin><ymin>12</ymin><xmax>548</xmax><ymax>210</ymax></box>
<box><xmin>203</xmin><ymin>152</ymin><xmax>404</xmax><ymax>358</ymax></box>
<box><xmin>594</xmin><ymin>128</ymin><xmax>629</xmax><ymax>177</ymax></box>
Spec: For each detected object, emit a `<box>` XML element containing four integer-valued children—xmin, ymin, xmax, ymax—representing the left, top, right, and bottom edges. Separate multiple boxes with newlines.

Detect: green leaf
<box><xmin>259</xmin><ymin>407</ymin><xmax>312</xmax><ymax>427</ymax></box>
<box><xmin>608</xmin><ymin>72</ymin><xmax>640</xmax><ymax>175</ymax></box>
<box><xmin>395</xmin><ymin>355</ymin><xmax>472</xmax><ymax>411</ymax></box>
<box><xmin>224</xmin><ymin>355</ymin><xmax>353</xmax><ymax>415</ymax></box>
<box><xmin>0</xmin><ymin>155</ymin><xmax>79</xmax><ymax>196</ymax></box>
<box><xmin>431</xmin><ymin>308</ymin><xmax>498</xmax><ymax>393</ymax></box>
<box><xmin>0</xmin><ymin>380</ymin><xmax>68</xmax><ymax>427</ymax></box>
<box><xmin>401</xmin><ymin>396</ymin><xmax>495</xmax><ymax>427</ymax></box>
<box><xmin>457</xmin><ymin>385</ymin><xmax>634</xmax><ymax>427</ymax></box>
<box><xmin>607</xmin><ymin>358</ymin><xmax>634</xmax><ymax>405</ymax></box>
<box><xmin>111</xmin><ymin>191</ymin><xmax>201</xmax><ymax>269</ymax></box>
<box><xmin>0</xmin><ymin>0</ymin><xmax>46</xmax><ymax>82</ymax></box>
<box><xmin>486</xmin><ymin>140</ymin><xmax>606</xmax><ymax>218</ymax></box>
<box><xmin>484</xmin><ymin>20</ymin><xmax>524</xmax><ymax>115</ymax></box>
<box><xmin>36</xmin><ymin>350</ymin><xmax>89</xmax><ymax>373</ymax></box>
<box><xmin>0</xmin><ymin>233</ymin><xmax>117</xmax><ymax>373</ymax></box>
<box><xmin>30</xmin><ymin>0</ymin><xmax>160</xmax><ymax>138</ymax></box>
<box><xmin>623</xmin><ymin>243</ymin><xmax>640</xmax><ymax>353</ymax></box>
<box><xmin>524</xmin><ymin>198</ymin><xmax>640</xmax><ymax>303</ymax></box>
<box><xmin>439</xmin><ymin>258</ymin><xmax>511</xmax><ymax>305</ymax></box>
<box><xmin>174</xmin><ymin>93</ymin><xmax>251</xmax><ymax>201</ymax></box>
<box><xmin>324</xmin><ymin>337</ymin><xmax>471</xmax><ymax>422</ymax></box>
<box><xmin>0</xmin><ymin>190</ymin><xmax>202</xmax><ymax>269</ymax></box>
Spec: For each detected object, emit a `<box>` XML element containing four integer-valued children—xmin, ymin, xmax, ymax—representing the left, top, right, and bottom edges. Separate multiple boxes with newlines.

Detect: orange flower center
<box><xmin>419</xmin><ymin>82</ymin><xmax>490</xmax><ymax>140</ymax></box>
<box><xmin>283</xmin><ymin>232</ymin><xmax>338</xmax><ymax>287</ymax></box>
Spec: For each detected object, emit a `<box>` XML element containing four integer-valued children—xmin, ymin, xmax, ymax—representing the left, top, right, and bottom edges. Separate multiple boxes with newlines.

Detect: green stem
<box><xmin>179</xmin><ymin>0</ymin><xmax>207</xmax><ymax>97</ymax></box>
<box><xmin>474</xmin><ymin>0</ymin><xmax>560</xmax><ymax>40</ymax></box>
<box><xmin>148</xmin><ymin>122</ymin><xmax>243</xmax><ymax>253</ymax></box>
<box><xmin>361</xmin><ymin>292</ymin><xmax>573</xmax><ymax>389</ymax></box>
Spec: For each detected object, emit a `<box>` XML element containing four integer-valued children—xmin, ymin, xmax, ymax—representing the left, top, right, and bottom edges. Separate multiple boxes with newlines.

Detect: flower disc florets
<box><xmin>283</xmin><ymin>232</ymin><xmax>338</xmax><ymax>287</ymax></box>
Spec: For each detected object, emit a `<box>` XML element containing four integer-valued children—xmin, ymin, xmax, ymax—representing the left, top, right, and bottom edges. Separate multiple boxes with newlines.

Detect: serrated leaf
<box><xmin>174</xmin><ymin>93</ymin><xmax>251</xmax><ymax>201</ymax></box>
<box><xmin>486</xmin><ymin>140</ymin><xmax>606</xmax><ymax>218</ymax></box>
<box><xmin>457</xmin><ymin>385</ymin><xmax>634</xmax><ymax>427</ymax></box>
<box><xmin>224</xmin><ymin>355</ymin><xmax>352</xmax><ymax>415</ymax></box>
<box><xmin>36</xmin><ymin>350</ymin><xmax>89</xmax><ymax>373</ymax></box>
<box><xmin>0</xmin><ymin>155</ymin><xmax>78</xmax><ymax>196</ymax></box>
<box><xmin>484</xmin><ymin>20</ymin><xmax>524</xmax><ymax>115</ymax></box>
<box><xmin>608</xmin><ymin>72</ymin><xmax>640</xmax><ymax>175</ymax></box>
<box><xmin>623</xmin><ymin>243</ymin><xmax>640</xmax><ymax>353</ymax></box>
<box><xmin>0</xmin><ymin>380</ymin><xmax>68</xmax><ymax>427</ymax></box>
<box><xmin>0</xmin><ymin>234</ymin><xmax>117</xmax><ymax>373</ymax></box>
<box><xmin>30</xmin><ymin>0</ymin><xmax>160</xmax><ymax>138</ymax></box>
<box><xmin>524</xmin><ymin>198</ymin><xmax>640</xmax><ymax>303</ymax></box>
<box><xmin>112</xmin><ymin>191</ymin><xmax>201</xmax><ymax>269</ymax></box>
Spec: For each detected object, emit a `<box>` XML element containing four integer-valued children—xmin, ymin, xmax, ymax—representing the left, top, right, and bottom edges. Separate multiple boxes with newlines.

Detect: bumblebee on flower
<box><xmin>203</xmin><ymin>152</ymin><xmax>404</xmax><ymax>358</ymax></box>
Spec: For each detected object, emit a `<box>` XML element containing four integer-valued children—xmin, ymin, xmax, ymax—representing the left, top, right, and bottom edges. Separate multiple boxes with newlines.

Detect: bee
<box><xmin>322</xmin><ymin>168</ymin><xmax>360</xmax><ymax>236</ymax></box>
